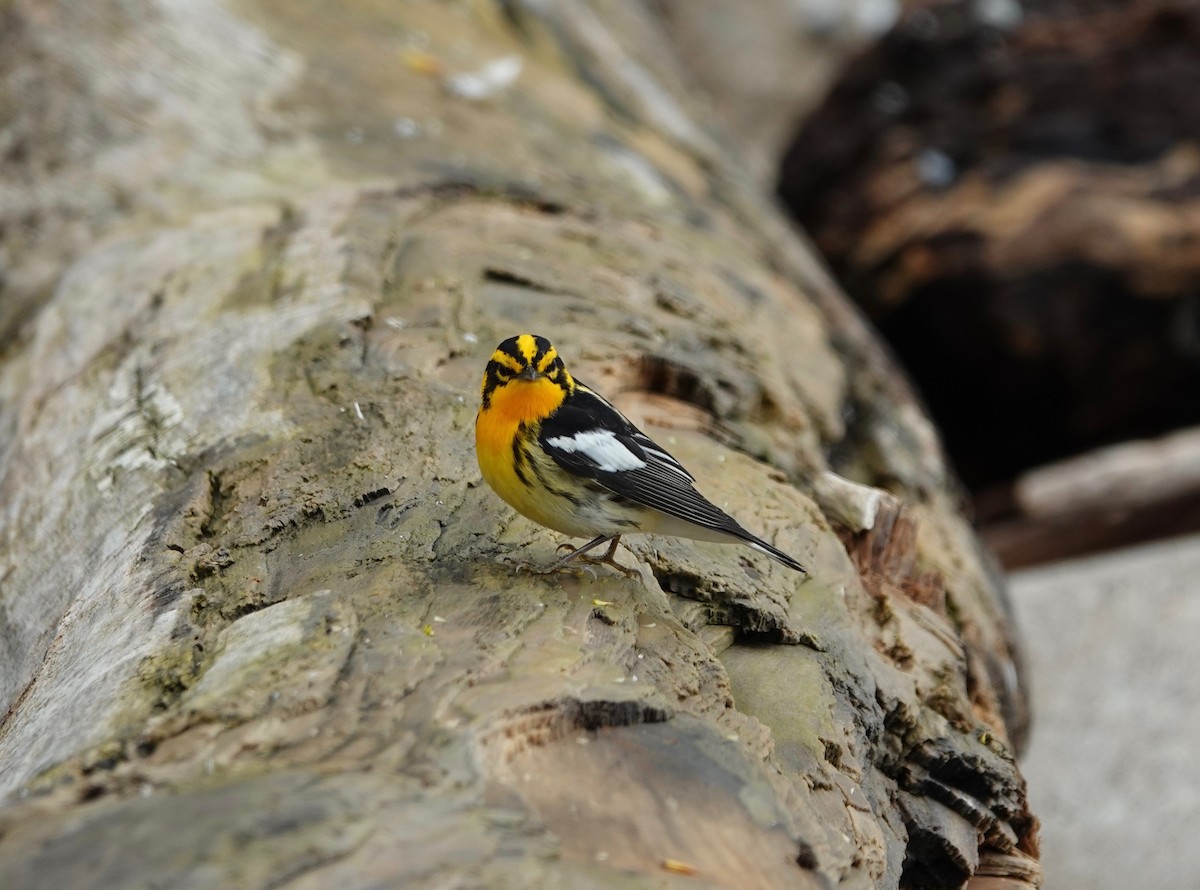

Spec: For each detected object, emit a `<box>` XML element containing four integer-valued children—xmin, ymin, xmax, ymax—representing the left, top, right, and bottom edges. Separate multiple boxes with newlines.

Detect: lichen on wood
<box><xmin>0</xmin><ymin>2</ymin><xmax>1038</xmax><ymax>888</ymax></box>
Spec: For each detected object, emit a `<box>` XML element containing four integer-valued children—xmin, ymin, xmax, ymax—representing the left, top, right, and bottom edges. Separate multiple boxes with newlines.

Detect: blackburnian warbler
<box><xmin>475</xmin><ymin>334</ymin><xmax>805</xmax><ymax>576</ymax></box>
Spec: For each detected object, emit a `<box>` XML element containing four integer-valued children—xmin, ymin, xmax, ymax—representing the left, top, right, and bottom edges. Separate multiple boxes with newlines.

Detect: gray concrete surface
<box><xmin>1010</xmin><ymin>534</ymin><xmax>1200</xmax><ymax>890</ymax></box>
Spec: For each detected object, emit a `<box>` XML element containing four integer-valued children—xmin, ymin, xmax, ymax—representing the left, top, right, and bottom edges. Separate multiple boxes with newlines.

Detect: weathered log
<box><xmin>649</xmin><ymin>0</ymin><xmax>897</xmax><ymax>187</ymax></box>
<box><xmin>0</xmin><ymin>2</ymin><xmax>1037</xmax><ymax>888</ymax></box>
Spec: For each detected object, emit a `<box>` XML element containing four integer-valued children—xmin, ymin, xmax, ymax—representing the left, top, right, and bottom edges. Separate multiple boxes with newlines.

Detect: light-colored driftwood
<box><xmin>986</xmin><ymin>425</ymin><xmax>1200</xmax><ymax>566</ymax></box>
<box><xmin>0</xmin><ymin>2</ymin><xmax>1037</xmax><ymax>888</ymax></box>
<box><xmin>1016</xmin><ymin>426</ymin><xmax>1200</xmax><ymax>517</ymax></box>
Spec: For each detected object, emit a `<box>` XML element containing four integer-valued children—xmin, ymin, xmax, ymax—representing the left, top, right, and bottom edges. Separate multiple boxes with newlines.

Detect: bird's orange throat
<box><xmin>480</xmin><ymin>378</ymin><xmax>565</xmax><ymax>432</ymax></box>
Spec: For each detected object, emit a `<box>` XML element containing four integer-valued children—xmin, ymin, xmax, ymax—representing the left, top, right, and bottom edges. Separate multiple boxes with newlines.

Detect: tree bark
<box><xmin>0</xmin><ymin>2</ymin><xmax>1038</xmax><ymax>888</ymax></box>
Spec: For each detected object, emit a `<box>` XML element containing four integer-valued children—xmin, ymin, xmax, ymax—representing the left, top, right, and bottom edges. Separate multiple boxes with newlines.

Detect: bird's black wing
<box><xmin>538</xmin><ymin>385</ymin><xmax>750</xmax><ymax>537</ymax></box>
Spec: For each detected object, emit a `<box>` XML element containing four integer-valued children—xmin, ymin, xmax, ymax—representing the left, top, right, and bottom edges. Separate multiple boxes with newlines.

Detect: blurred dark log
<box><xmin>778</xmin><ymin>0</ymin><xmax>1200</xmax><ymax>493</ymax></box>
<box><xmin>0</xmin><ymin>2</ymin><xmax>1038</xmax><ymax>888</ymax></box>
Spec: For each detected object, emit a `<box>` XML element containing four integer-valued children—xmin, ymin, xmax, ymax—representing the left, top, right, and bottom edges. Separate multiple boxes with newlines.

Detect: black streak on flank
<box><xmin>512</xmin><ymin>438</ymin><xmax>531</xmax><ymax>486</ymax></box>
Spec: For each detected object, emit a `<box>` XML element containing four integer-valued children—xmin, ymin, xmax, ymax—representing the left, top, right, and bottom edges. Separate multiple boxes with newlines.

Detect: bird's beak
<box><xmin>518</xmin><ymin>365</ymin><xmax>541</xmax><ymax>381</ymax></box>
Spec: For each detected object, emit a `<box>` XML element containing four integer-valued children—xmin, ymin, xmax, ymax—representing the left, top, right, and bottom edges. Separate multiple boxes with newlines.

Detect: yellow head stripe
<box><xmin>515</xmin><ymin>334</ymin><xmax>539</xmax><ymax>364</ymax></box>
<box><xmin>536</xmin><ymin>347</ymin><xmax>559</xmax><ymax>372</ymax></box>
<box><xmin>491</xmin><ymin>351</ymin><xmax>523</xmax><ymax>372</ymax></box>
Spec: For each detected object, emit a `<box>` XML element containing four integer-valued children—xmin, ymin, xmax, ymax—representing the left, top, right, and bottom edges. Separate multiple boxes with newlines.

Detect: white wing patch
<box><xmin>546</xmin><ymin>429</ymin><xmax>646</xmax><ymax>472</ymax></box>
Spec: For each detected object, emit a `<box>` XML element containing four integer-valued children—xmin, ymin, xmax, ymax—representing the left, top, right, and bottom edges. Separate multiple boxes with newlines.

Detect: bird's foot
<box><xmin>551</xmin><ymin>536</ymin><xmax>642</xmax><ymax>580</ymax></box>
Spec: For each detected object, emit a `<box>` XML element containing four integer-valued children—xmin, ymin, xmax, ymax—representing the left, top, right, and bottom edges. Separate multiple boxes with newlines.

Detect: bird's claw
<box><xmin>572</xmin><ymin>553</ymin><xmax>642</xmax><ymax>581</ymax></box>
<box><xmin>601</xmin><ymin>559</ymin><xmax>642</xmax><ymax>581</ymax></box>
<box><xmin>540</xmin><ymin>537</ymin><xmax>643</xmax><ymax>580</ymax></box>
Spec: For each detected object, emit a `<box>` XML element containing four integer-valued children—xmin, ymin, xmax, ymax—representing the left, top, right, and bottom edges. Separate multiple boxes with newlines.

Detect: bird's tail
<box><xmin>743</xmin><ymin>534</ymin><xmax>806</xmax><ymax>573</ymax></box>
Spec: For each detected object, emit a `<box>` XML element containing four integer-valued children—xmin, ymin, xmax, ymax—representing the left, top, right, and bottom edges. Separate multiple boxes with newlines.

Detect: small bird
<box><xmin>475</xmin><ymin>334</ymin><xmax>805</xmax><ymax>576</ymax></box>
